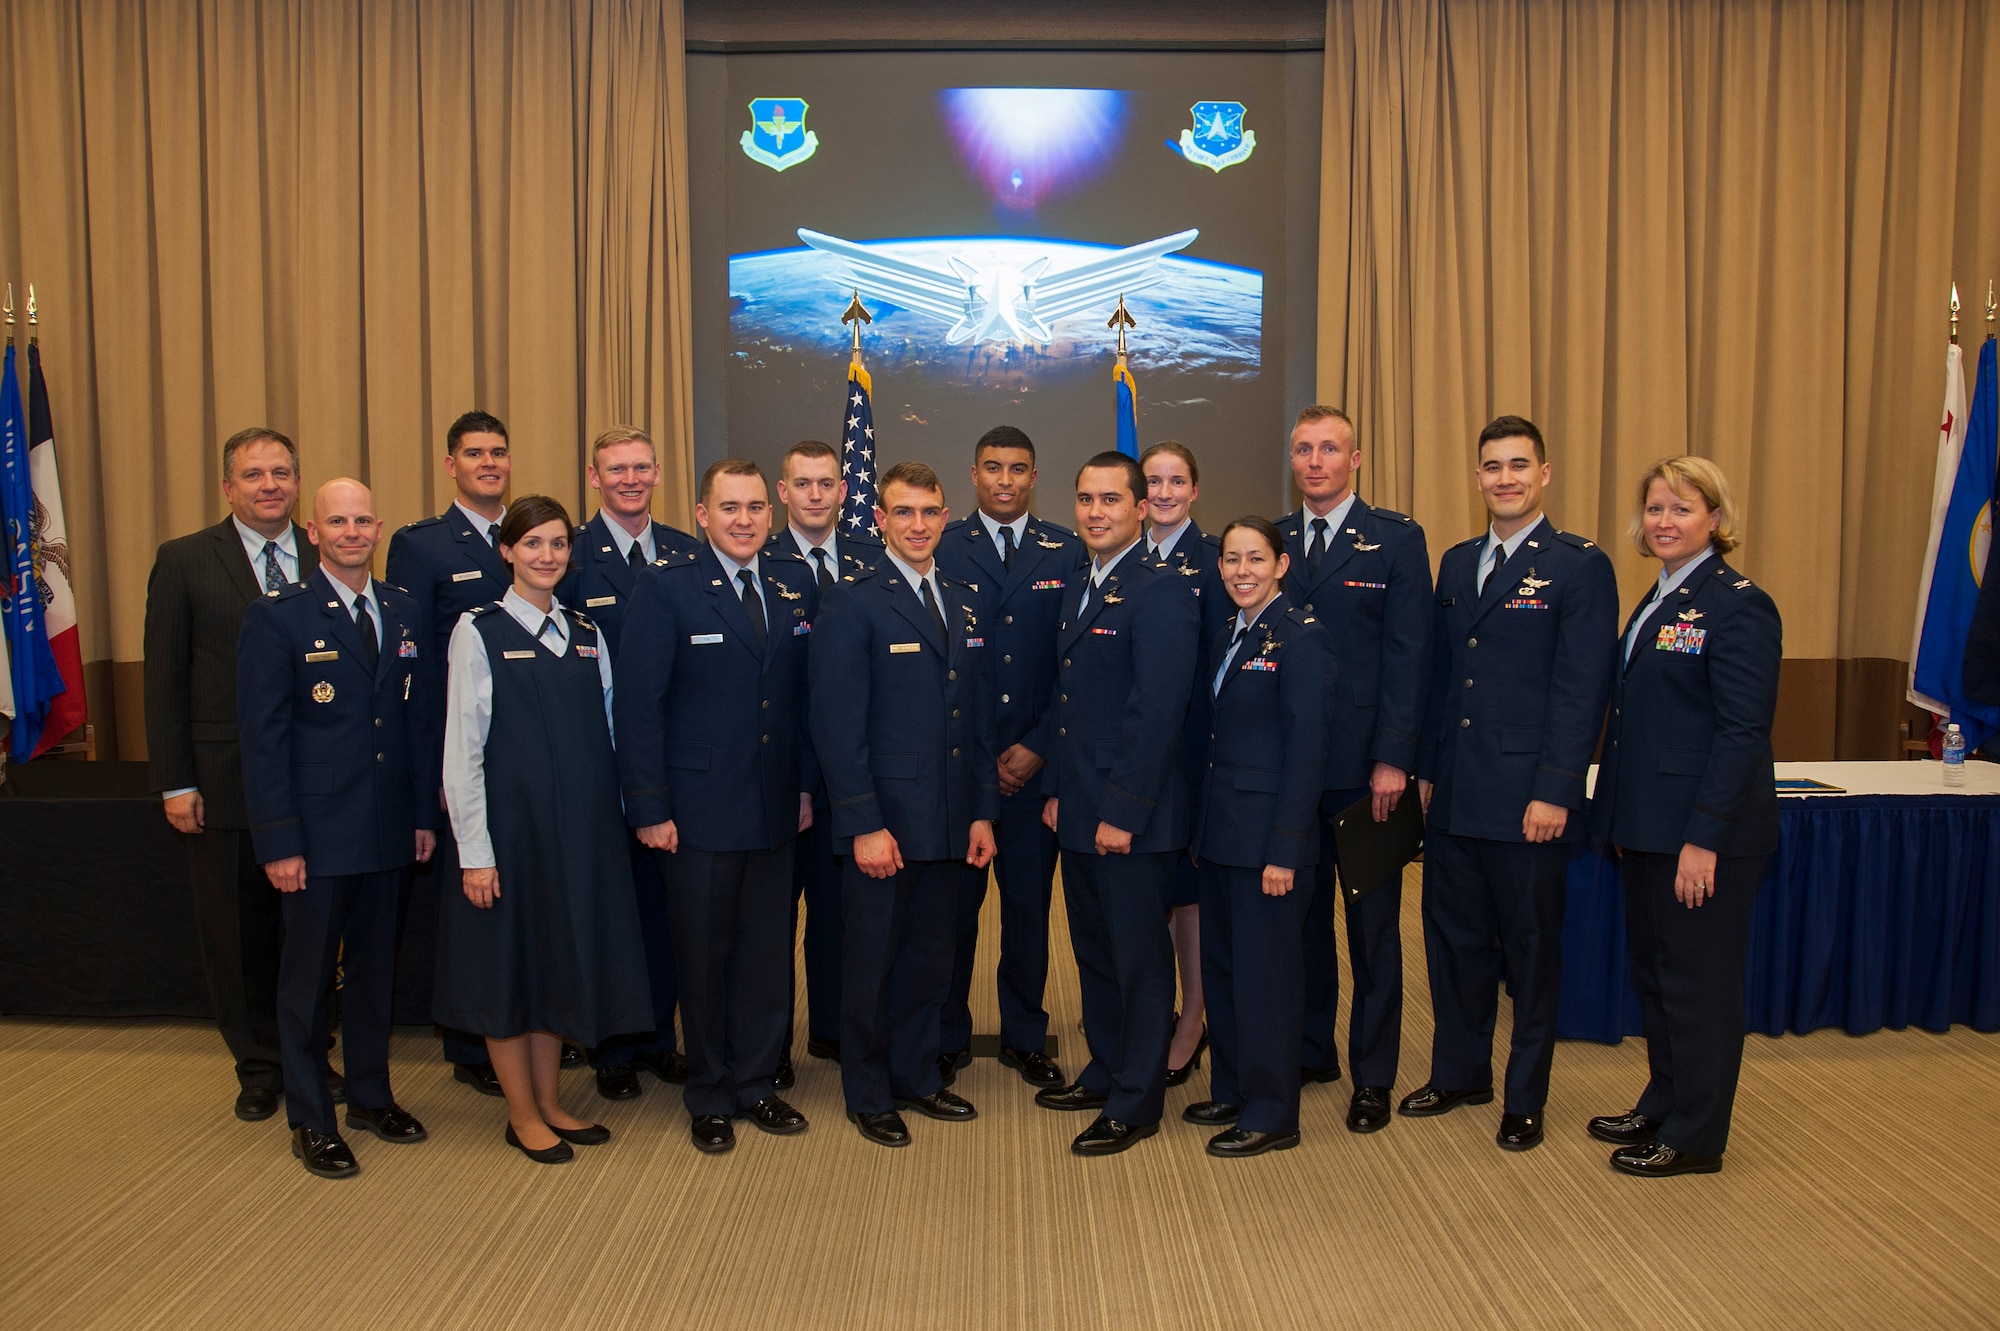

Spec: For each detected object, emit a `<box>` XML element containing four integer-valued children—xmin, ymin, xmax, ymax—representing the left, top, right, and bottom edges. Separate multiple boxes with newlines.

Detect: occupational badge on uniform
<box><xmin>1177</xmin><ymin>101</ymin><xmax>1256</xmax><ymax>172</ymax></box>
<box><xmin>1656</xmin><ymin>623</ymin><xmax>1707</xmax><ymax>654</ymax></box>
<box><xmin>311</xmin><ymin>681</ymin><xmax>335</xmax><ymax>703</ymax></box>
<box><xmin>774</xmin><ymin>586</ymin><xmax>803</xmax><ymax>601</ymax></box>
<box><xmin>741</xmin><ymin>98</ymin><xmax>818</xmax><ymax>172</ymax></box>
<box><xmin>1101</xmin><ymin>592</ymin><xmax>1123</xmax><ymax>605</ymax></box>
<box><xmin>1679</xmin><ymin>607</ymin><xmax>1705</xmax><ymax>623</ymax></box>
<box><xmin>1352</xmin><ymin>539</ymin><xmax>1382</xmax><ymax>552</ymax></box>
<box><xmin>1518</xmin><ymin>573</ymin><xmax>1552</xmax><ymax>595</ymax></box>
<box><xmin>1036</xmin><ymin>538</ymin><xmax>1065</xmax><ymax>549</ymax></box>
<box><xmin>1178</xmin><ymin>565</ymin><xmax>1199</xmax><ymax>576</ymax></box>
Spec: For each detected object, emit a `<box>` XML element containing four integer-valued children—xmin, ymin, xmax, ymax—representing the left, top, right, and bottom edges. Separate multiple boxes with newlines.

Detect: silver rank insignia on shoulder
<box><xmin>1527</xmin><ymin>540</ymin><xmax>1540</xmax><ymax>549</ymax></box>
<box><xmin>1353</xmin><ymin>539</ymin><xmax>1381</xmax><ymax>552</ymax></box>
<box><xmin>1735</xmin><ymin>579</ymin><xmax>1752</xmax><ymax>589</ymax></box>
<box><xmin>1679</xmin><ymin>607</ymin><xmax>1704</xmax><ymax>622</ymax></box>
<box><xmin>711</xmin><ymin>579</ymin><xmax>723</xmax><ymax>586</ymax></box>
<box><xmin>311</xmin><ymin>681</ymin><xmax>335</xmax><ymax>704</ymax></box>
<box><xmin>601</xmin><ymin>546</ymin><xmax>613</xmax><ymax>553</ymax></box>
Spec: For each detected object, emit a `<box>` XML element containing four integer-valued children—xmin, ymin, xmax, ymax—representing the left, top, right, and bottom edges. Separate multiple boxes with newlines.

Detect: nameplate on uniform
<box><xmin>691</xmin><ymin>633</ymin><xmax>725</xmax><ymax>645</ymax></box>
<box><xmin>451</xmin><ymin>570</ymin><xmax>484</xmax><ymax>583</ymax></box>
<box><xmin>502</xmin><ymin>649</ymin><xmax>537</xmax><ymax>660</ymax></box>
<box><xmin>586</xmin><ymin>595</ymin><xmax>617</xmax><ymax>607</ymax></box>
<box><xmin>890</xmin><ymin>642</ymin><xmax>923</xmax><ymax>654</ymax></box>
<box><xmin>305</xmin><ymin>650</ymin><xmax>338</xmax><ymax>663</ymax></box>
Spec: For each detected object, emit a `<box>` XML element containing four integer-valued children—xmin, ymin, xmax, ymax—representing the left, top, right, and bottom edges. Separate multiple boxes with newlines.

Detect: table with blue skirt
<box><xmin>1557</xmin><ymin>761</ymin><xmax>2000</xmax><ymax>1043</ymax></box>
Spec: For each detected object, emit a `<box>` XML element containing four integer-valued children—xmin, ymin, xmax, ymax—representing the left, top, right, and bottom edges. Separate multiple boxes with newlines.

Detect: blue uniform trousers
<box><xmin>1622</xmin><ymin>849</ymin><xmax>1768</xmax><ymax>1156</ymax></box>
<box><xmin>1420</xmin><ymin>830</ymin><xmax>1568</xmax><ymax>1112</ymax></box>
<box><xmin>787</xmin><ymin>812</ymin><xmax>844</xmax><ymax>1046</ymax></box>
<box><xmin>1063</xmin><ymin>848</ymin><xmax>1176</xmax><ymax>1127</ymax></box>
<box><xmin>591</xmin><ymin>833</ymin><xmax>680</xmax><ymax>1067</ymax></box>
<box><xmin>943</xmin><ymin>786</ymin><xmax>1058</xmax><ymax>1054</ymax></box>
<box><xmin>1198</xmin><ymin>861</ymin><xmax>1311</xmax><ymax>1135</ymax></box>
<box><xmin>840</xmin><ymin>858</ymin><xmax>957</xmax><ymax>1113</ymax></box>
<box><xmin>1301</xmin><ymin>786</ymin><xmax>1404</xmax><ymax>1088</ymax></box>
<box><xmin>279</xmin><ymin>868</ymin><xmax>401</xmax><ymax>1133</ymax></box>
<box><xmin>657</xmin><ymin>843</ymin><xmax>794</xmax><ymax>1118</ymax></box>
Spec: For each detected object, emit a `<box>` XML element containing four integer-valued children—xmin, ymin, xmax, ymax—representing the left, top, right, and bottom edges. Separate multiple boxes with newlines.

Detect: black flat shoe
<box><xmin>897</xmin><ymin>1090</ymin><xmax>978</xmax><ymax>1121</ymax></box>
<box><xmin>453</xmin><ymin>1062</ymin><xmax>505</xmax><ymax>1098</ymax></box>
<box><xmin>1034</xmin><ymin>1082</ymin><xmax>1109</xmax><ymax>1112</ymax></box>
<box><xmin>1348</xmin><ymin>1085</ymin><xmax>1393</xmax><ymax>1134</ymax></box>
<box><xmin>1301</xmin><ymin>1063</ymin><xmax>1342</xmax><ymax>1086</ymax></box>
<box><xmin>1587</xmin><ymin>1109</ymin><xmax>1661</xmax><ymax>1146</ymax></box>
<box><xmin>235</xmin><ymin>1087</ymin><xmax>281</xmax><ymax>1122</ymax></box>
<box><xmin>806</xmin><ymin>1036</ymin><xmax>841</xmax><ymax>1061</ymax></box>
<box><xmin>1072</xmin><ymin>1116</ymin><xmax>1159</xmax><ymax>1156</ymax></box>
<box><xmin>1497</xmin><ymin>1112</ymin><xmax>1543</xmax><ymax>1152</ymax></box>
<box><xmin>560</xmin><ymin>1043</ymin><xmax>585</xmax><ymax>1069</ymax></box>
<box><xmin>632</xmin><ymin>1049</ymin><xmax>689</xmax><ymax>1084</ymax></box>
<box><xmin>849</xmin><ymin>1110</ymin><xmax>911</xmax><ymax>1147</ymax></box>
<box><xmin>291</xmin><ymin>1126</ymin><xmax>359</xmax><ymax>1179</ymax></box>
<box><xmin>1397</xmin><ymin>1083</ymin><xmax>1494</xmax><ymax>1117</ymax></box>
<box><xmin>1182</xmin><ymin>1100</ymin><xmax>1241</xmax><ymax>1126</ymax></box>
<box><xmin>746</xmin><ymin>1096</ymin><xmax>808</xmax><ymax>1135</ymax></box>
<box><xmin>551</xmin><ymin>1121</ymin><xmax>611</xmax><ymax>1146</ymax></box>
<box><xmin>998</xmin><ymin>1046</ymin><xmax>1064</xmax><ymax>1087</ymax></box>
<box><xmin>505</xmin><ymin>1123</ymin><xmax>574</xmax><ymax>1164</ymax></box>
<box><xmin>1207</xmin><ymin>1127</ymin><xmax>1300</xmax><ymax>1158</ymax></box>
<box><xmin>344</xmin><ymin>1103</ymin><xmax>428</xmax><ymax>1143</ymax></box>
<box><xmin>773</xmin><ymin>1052</ymin><xmax>796</xmax><ymax>1090</ymax></box>
<box><xmin>1610</xmin><ymin>1141</ymin><xmax>1722</xmax><ymax>1178</ymax></box>
<box><xmin>595</xmin><ymin>1064</ymin><xmax>642</xmax><ymax>1101</ymax></box>
<box><xmin>1164</xmin><ymin>1028</ymin><xmax>1208</xmax><ymax>1088</ymax></box>
<box><xmin>691</xmin><ymin>1115</ymin><xmax>735</xmax><ymax>1154</ymax></box>
<box><xmin>325</xmin><ymin>1069</ymin><xmax>347</xmax><ymax>1105</ymax></box>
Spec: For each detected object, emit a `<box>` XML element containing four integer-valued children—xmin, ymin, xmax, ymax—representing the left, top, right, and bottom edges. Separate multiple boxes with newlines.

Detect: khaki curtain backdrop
<box><xmin>1319</xmin><ymin>0</ymin><xmax>2000</xmax><ymax>757</ymax></box>
<box><xmin>0</xmin><ymin>0</ymin><xmax>696</xmax><ymax>760</ymax></box>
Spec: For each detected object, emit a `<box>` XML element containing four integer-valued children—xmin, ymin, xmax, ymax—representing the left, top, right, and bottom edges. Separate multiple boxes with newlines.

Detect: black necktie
<box><xmin>922</xmin><ymin>578</ymin><xmax>948</xmax><ymax>644</ymax></box>
<box><xmin>488</xmin><ymin>523</ymin><xmax>500</xmax><ymax>547</ymax></box>
<box><xmin>355</xmin><ymin>595</ymin><xmax>380</xmax><ymax>673</ymax></box>
<box><xmin>1307</xmin><ymin>518</ymin><xmax>1329</xmax><ymax>571</ymax></box>
<box><xmin>262</xmin><ymin>540</ymin><xmax>285</xmax><ymax>592</ymax></box>
<box><xmin>811</xmin><ymin>548</ymin><xmax>834</xmax><ymax>589</ymax></box>
<box><xmin>738</xmin><ymin>569</ymin><xmax>768</xmax><ymax>652</ymax></box>
<box><xmin>628</xmin><ymin>542</ymin><xmax>646</xmax><ymax>571</ymax></box>
<box><xmin>1001</xmin><ymin>525</ymin><xmax>1016</xmax><ymax>570</ymax></box>
<box><xmin>1480</xmin><ymin>541</ymin><xmax>1509</xmax><ymax>594</ymax></box>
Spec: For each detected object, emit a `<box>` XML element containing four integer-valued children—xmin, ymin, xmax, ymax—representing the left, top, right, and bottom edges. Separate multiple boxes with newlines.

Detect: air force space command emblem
<box><xmin>741</xmin><ymin>98</ymin><xmax>819</xmax><ymax>172</ymax></box>
<box><xmin>1178</xmin><ymin>101</ymin><xmax>1256</xmax><ymax>173</ymax></box>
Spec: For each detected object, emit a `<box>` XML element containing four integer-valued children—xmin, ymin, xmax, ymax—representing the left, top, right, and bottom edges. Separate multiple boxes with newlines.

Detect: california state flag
<box><xmin>25</xmin><ymin>344</ymin><xmax>85</xmax><ymax>755</ymax></box>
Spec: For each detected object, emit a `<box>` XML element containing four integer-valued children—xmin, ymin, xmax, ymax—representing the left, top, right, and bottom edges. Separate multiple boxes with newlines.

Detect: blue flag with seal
<box><xmin>0</xmin><ymin>344</ymin><xmax>63</xmax><ymax>759</ymax></box>
<box><xmin>1177</xmin><ymin>101</ymin><xmax>1256</xmax><ymax>173</ymax></box>
<box><xmin>1114</xmin><ymin>360</ymin><xmax>1138</xmax><ymax>458</ymax></box>
<box><xmin>741</xmin><ymin>98</ymin><xmax>819</xmax><ymax>173</ymax></box>
<box><xmin>1913</xmin><ymin>334</ymin><xmax>2000</xmax><ymax>750</ymax></box>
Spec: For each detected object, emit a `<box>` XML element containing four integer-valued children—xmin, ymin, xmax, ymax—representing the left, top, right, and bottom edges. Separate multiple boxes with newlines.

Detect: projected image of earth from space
<box><xmin>728</xmin><ymin>237</ymin><xmax>1263</xmax><ymax>385</ymax></box>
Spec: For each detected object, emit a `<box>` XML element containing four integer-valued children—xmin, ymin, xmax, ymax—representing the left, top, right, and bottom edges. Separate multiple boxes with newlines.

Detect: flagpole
<box><xmin>25</xmin><ymin>283</ymin><xmax>35</xmax><ymax>349</ymax></box>
<box><xmin>1951</xmin><ymin>283</ymin><xmax>1961</xmax><ymax>346</ymax></box>
<box><xmin>3</xmin><ymin>283</ymin><xmax>13</xmax><ymax>347</ymax></box>
<box><xmin>842</xmin><ymin>289</ymin><xmax>871</xmax><ymax>367</ymax></box>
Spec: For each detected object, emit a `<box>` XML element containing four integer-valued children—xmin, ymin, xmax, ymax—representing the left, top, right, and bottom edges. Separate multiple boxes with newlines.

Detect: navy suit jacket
<box><xmin>556</xmin><ymin>512</ymin><xmax>701</xmax><ymax>652</ymax></box>
<box><xmin>1279</xmin><ymin>497</ymin><xmax>1433</xmax><ymax>788</ymax></box>
<box><xmin>235</xmin><ymin>569</ymin><xmax>438</xmax><ymax>874</ymax></box>
<box><xmin>613</xmin><ymin>544</ymin><xmax>818</xmax><ymax>853</ymax></box>
<box><xmin>809</xmin><ymin>563</ymin><xmax>1000</xmax><ymax>860</ymax></box>
<box><xmin>1589</xmin><ymin>556</ymin><xmax>1783</xmax><ymax>857</ymax></box>
<box><xmin>1045</xmin><ymin>551</ymin><xmax>1201</xmax><ymax>854</ymax></box>
<box><xmin>934</xmin><ymin>512</ymin><xmax>1087</xmax><ymax>790</ymax></box>
<box><xmin>1421</xmin><ymin>516</ymin><xmax>1619</xmax><ymax>843</ymax></box>
<box><xmin>1190</xmin><ymin>594</ymin><xmax>1334</xmax><ymax>871</ymax></box>
<box><xmin>385</xmin><ymin>506</ymin><xmax>512</xmax><ymax>736</ymax></box>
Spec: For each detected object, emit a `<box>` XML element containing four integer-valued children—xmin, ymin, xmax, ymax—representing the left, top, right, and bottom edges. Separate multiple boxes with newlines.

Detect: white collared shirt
<box><xmin>711</xmin><ymin>545</ymin><xmax>770</xmax><ymax>632</ymax></box>
<box><xmin>324</xmin><ymin>574</ymin><xmax>383</xmax><ymax>649</ymax></box>
<box><xmin>978</xmin><ymin>510</ymin><xmax>1030</xmax><ymax>562</ymax></box>
<box><xmin>442</xmin><ymin>588</ymin><xmax>615</xmax><ymax>869</ymax></box>
<box><xmin>1212</xmin><ymin>602</ymin><xmax>1268</xmax><ymax>695</ymax></box>
<box><xmin>787</xmin><ymin>526</ymin><xmax>839</xmax><ymax>579</ymax></box>
<box><xmin>1624</xmin><ymin>546</ymin><xmax>1716</xmax><ymax>663</ymax></box>
<box><xmin>1079</xmin><ymin>538</ymin><xmax>1142</xmax><ymax>615</ymax></box>
<box><xmin>455</xmin><ymin>500</ymin><xmax>506</xmax><ymax>545</ymax></box>
<box><xmin>1148</xmin><ymin>518</ymin><xmax>1192</xmax><ymax>562</ymax></box>
<box><xmin>1478</xmin><ymin>515</ymin><xmax>1544</xmax><ymax>593</ymax></box>
<box><xmin>601</xmin><ymin>515</ymin><xmax>655</xmax><ymax>566</ymax></box>
<box><xmin>1300</xmin><ymin>492</ymin><xmax>1359</xmax><ymax>552</ymax></box>
<box><xmin>233</xmin><ymin>517</ymin><xmax>300</xmax><ymax>587</ymax></box>
<box><xmin>885</xmin><ymin>550</ymin><xmax>946</xmax><ymax>617</ymax></box>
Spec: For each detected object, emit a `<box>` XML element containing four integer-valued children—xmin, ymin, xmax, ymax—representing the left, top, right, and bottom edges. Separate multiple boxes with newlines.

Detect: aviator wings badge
<box><xmin>741</xmin><ymin>98</ymin><xmax>818</xmax><ymax>173</ymax></box>
<box><xmin>1178</xmin><ymin>102</ymin><xmax>1256</xmax><ymax>173</ymax></box>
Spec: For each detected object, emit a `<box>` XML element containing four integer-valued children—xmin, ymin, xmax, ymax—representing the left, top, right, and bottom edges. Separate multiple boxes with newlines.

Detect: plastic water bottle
<box><xmin>1943</xmin><ymin>724</ymin><xmax>1966</xmax><ymax>786</ymax></box>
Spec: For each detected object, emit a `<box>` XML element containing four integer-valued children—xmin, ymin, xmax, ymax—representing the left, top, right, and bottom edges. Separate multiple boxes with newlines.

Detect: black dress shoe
<box><xmin>560</xmin><ymin>1043</ymin><xmax>585</xmax><ymax>1069</ymax></box>
<box><xmin>1497</xmin><ymin>1112</ymin><xmax>1544</xmax><ymax>1151</ymax></box>
<box><xmin>325</xmin><ymin>1069</ymin><xmax>347</xmax><ymax>1105</ymax></box>
<box><xmin>896</xmin><ymin>1090</ymin><xmax>978</xmax><ymax>1121</ymax></box>
<box><xmin>848</xmin><ymin>1110</ymin><xmax>911</xmax><ymax>1147</ymax></box>
<box><xmin>1207</xmin><ymin>1127</ymin><xmax>1301</xmax><ymax>1158</ymax></box>
<box><xmin>505</xmin><ymin>1123</ymin><xmax>575</xmax><ymax>1164</ymax></box>
<box><xmin>1610</xmin><ymin>1140</ymin><xmax>1722</xmax><ymax>1178</ymax></box>
<box><xmin>453</xmin><ymin>1062</ymin><xmax>505</xmax><ymax>1098</ymax></box>
<box><xmin>550</xmin><ymin>1120</ymin><xmax>611</xmax><ymax>1146</ymax></box>
<box><xmin>235</xmin><ymin>1087</ymin><xmax>281</xmax><ymax>1122</ymax></box>
<box><xmin>1347</xmin><ymin>1085</ymin><xmax>1393</xmax><ymax>1133</ymax></box>
<box><xmin>1301</xmin><ymin>1063</ymin><xmax>1342</xmax><ymax>1086</ymax></box>
<box><xmin>595</xmin><ymin>1064</ymin><xmax>642</xmax><ymax>1101</ymax></box>
<box><xmin>937</xmin><ymin>1049</ymin><xmax>972</xmax><ymax>1087</ymax></box>
<box><xmin>632</xmin><ymin>1048</ymin><xmax>689</xmax><ymax>1084</ymax></box>
<box><xmin>1164</xmin><ymin>1028</ymin><xmax>1208</xmax><ymax>1088</ymax></box>
<box><xmin>291</xmin><ymin>1126</ymin><xmax>359</xmax><ymax>1179</ymax></box>
<box><xmin>1397</xmin><ymin>1083</ymin><xmax>1494</xmax><ymax>1117</ymax></box>
<box><xmin>344</xmin><ymin>1103</ymin><xmax>428</xmax><ymax>1143</ymax></box>
<box><xmin>998</xmin><ymin>1046</ymin><xmax>1064</xmax><ymax>1087</ymax></box>
<box><xmin>806</xmin><ymin>1036</ymin><xmax>841</xmax><ymax>1061</ymax></box>
<box><xmin>691</xmin><ymin>1115</ymin><xmax>735</xmax><ymax>1154</ymax></box>
<box><xmin>1182</xmin><ymin>1100</ymin><xmax>1241</xmax><ymax>1126</ymax></box>
<box><xmin>773</xmin><ymin>1052</ymin><xmax>796</xmax><ymax>1090</ymax></box>
<box><xmin>1034</xmin><ymin>1082</ymin><xmax>1109</xmax><ymax>1112</ymax></box>
<box><xmin>1587</xmin><ymin>1109</ymin><xmax>1662</xmax><ymax>1146</ymax></box>
<box><xmin>1072</xmin><ymin>1116</ymin><xmax>1159</xmax><ymax>1156</ymax></box>
<box><xmin>746</xmin><ymin>1096</ymin><xmax>809</xmax><ymax>1135</ymax></box>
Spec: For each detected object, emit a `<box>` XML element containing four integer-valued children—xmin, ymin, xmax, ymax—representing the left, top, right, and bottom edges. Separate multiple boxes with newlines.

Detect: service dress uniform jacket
<box><xmin>1145</xmin><ymin>519</ymin><xmax>1228</xmax><ymax>908</ymax></box>
<box><xmin>1417</xmin><ymin>516</ymin><xmax>1618</xmax><ymax>1114</ymax></box>
<box><xmin>1589</xmin><ymin>552</ymin><xmax>1782</xmax><ymax>1160</ymax></box>
<box><xmin>1280</xmin><ymin>497</ymin><xmax>1433</xmax><ymax>1089</ymax></box>
<box><xmin>556</xmin><ymin>511</ymin><xmax>701</xmax><ymax>652</ymax></box>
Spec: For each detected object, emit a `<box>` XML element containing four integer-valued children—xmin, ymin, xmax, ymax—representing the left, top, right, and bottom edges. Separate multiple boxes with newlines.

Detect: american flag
<box><xmin>840</xmin><ymin>359</ymin><xmax>880</xmax><ymax>538</ymax></box>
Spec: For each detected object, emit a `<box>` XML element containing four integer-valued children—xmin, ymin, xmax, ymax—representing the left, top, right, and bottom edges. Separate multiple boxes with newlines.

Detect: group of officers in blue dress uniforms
<box><xmin>150</xmin><ymin>398</ymin><xmax>1782</xmax><ymax>1181</ymax></box>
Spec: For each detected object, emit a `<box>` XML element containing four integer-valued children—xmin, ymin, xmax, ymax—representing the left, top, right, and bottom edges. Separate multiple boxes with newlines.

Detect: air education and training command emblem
<box><xmin>1178</xmin><ymin>101</ymin><xmax>1256</xmax><ymax>173</ymax></box>
<box><xmin>741</xmin><ymin>98</ymin><xmax>819</xmax><ymax>173</ymax></box>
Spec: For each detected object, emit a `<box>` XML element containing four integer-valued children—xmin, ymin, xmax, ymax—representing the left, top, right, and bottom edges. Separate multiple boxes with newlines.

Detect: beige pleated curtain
<box><xmin>0</xmin><ymin>0</ymin><xmax>697</xmax><ymax>758</ymax></box>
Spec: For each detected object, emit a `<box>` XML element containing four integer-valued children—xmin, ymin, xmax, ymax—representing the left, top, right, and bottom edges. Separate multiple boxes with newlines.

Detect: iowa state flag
<box><xmin>0</xmin><ymin>344</ymin><xmax>66</xmax><ymax>760</ymax></box>
<box><xmin>25</xmin><ymin>345</ymin><xmax>85</xmax><ymax>755</ymax></box>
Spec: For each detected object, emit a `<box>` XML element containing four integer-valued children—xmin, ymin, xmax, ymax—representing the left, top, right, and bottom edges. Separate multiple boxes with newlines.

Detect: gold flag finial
<box><xmin>3</xmin><ymin>282</ymin><xmax>12</xmax><ymax>334</ymax></box>
<box><xmin>1951</xmin><ymin>282</ymin><xmax>1961</xmax><ymax>344</ymax></box>
<box><xmin>1106</xmin><ymin>294</ymin><xmax>1136</xmax><ymax>360</ymax></box>
<box><xmin>841</xmin><ymin>290</ymin><xmax>872</xmax><ymax>362</ymax></box>
<box><xmin>1988</xmin><ymin>279</ymin><xmax>1996</xmax><ymax>337</ymax></box>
